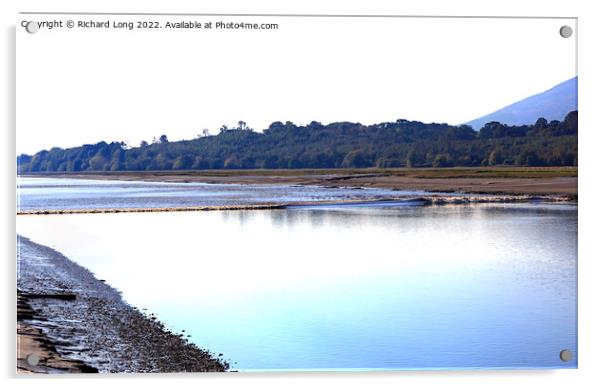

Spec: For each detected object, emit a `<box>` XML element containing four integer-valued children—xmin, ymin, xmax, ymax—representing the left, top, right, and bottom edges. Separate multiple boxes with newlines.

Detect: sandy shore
<box><xmin>24</xmin><ymin>167</ymin><xmax>577</xmax><ymax>199</ymax></box>
<box><xmin>17</xmin><ymin>236</ymin><xmax>228</xmax><ymax>373</ymax></box>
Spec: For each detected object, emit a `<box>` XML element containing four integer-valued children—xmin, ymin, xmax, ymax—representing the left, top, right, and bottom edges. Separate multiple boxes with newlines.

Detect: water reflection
<box><xmin>16</xmin><ymin>203</ymin><xmax>577</xmax><ymax>370</ymax></box>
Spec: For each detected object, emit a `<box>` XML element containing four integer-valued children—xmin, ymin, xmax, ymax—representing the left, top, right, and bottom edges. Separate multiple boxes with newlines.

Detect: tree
<box><xmin>342</xmin><ymin>150</ymin><xmax>368</xmax><ymax>168</ymax></box>
<box><xmin>89</xmin><ymin>153</ymin><xmax>108</xmax><ymax>170</ymax></box>
<box><xmin>237</xmin><ymin>121</ymin><xmax>249</xmax><ymax>131</ymax></box>
<box><xmin>16</xmin><ymin>112</ymin><xmax>578</xmax><ymax>172</ymax></box>
<box><xmin>488</xmin><ymin>149</ymin><xmax>502</xmax><ymax>166</ymax></box>
<box><xmin>534</xmin><ymin>118</ymin><xmax>548</xmax><ymax>131</ymax></box>
<box><xmin>564</xmin><ymin>111</ymin><xmax>577</xmax><ymax>133</ymax></box>
<box><xmin>433</xmin><ymin>153</ymin><xmax>453</xmax><ymax>167</ymax></box>
<box><xmin>405</xmin><ymin>149</ymin><xmax>418</xmax><ymax>167</ymax></box>
<box><xmin>173</xmin><ymin>155</ymin><xmax>192</xmax><ymax>170</ymax></box>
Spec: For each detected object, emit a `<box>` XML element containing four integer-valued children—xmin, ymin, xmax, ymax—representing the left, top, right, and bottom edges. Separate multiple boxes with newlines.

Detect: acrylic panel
<box><xmin>16</xmin><ymin>14</ymin><xmax>577</xmax><ymax>373</ymax></box>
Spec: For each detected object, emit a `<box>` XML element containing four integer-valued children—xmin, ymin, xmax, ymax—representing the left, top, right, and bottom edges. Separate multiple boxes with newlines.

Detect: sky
<box><xmin>17</xmin><ymin>15</ymin><xmax>576</xmax><ymax>155</ymax></box>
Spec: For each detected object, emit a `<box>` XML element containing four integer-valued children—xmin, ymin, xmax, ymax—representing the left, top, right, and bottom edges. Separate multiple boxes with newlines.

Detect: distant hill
<box><xmin>466</xmin><ymin>77</ymin><xmax>577</xmax><ymax>130</ymax></box>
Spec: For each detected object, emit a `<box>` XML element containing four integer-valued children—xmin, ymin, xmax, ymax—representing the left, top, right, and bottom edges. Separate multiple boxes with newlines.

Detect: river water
<box><xmin>16</xmin><ymin>177</ymin><xmax>577</xmax><ymax>370</ymax></box>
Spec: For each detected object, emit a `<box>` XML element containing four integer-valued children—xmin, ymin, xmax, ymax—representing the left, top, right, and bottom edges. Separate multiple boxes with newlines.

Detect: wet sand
<box><xmin>17</xmin><ymin>236</ymin><xmax>228</xmax><ymax>373</ymax></box>
<box><xmin>17</xmin><ymin>204</ymin><xmax>286</xmax><ymax>215</ymax></box>
<box><xmin>24</xmin><ymin>167</ymin><xmax>577</xmax><ymax>199</ymax></box>
<box><xmin>17</xmin><ymin>298</ymin><xmax>98</xmax><ymax>374</ymax></box>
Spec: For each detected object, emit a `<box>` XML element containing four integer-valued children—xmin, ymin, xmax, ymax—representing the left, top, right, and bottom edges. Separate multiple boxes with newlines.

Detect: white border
<box><xmin>2</xmin><ymin>1</ymin><xmax>601</xmax><ymax>386</ymax></box>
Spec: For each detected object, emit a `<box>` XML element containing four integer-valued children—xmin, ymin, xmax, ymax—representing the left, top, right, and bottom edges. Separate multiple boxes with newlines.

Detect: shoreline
<box><xmin>17</xmin><ymin>204</ymin><xmax>287</xmax><ymax>215</ymax></box>
<box><xmin>17</xmin><ymin>236</ymin><xmax>229</xmax><ymax>373</ymax></box>
<box><xmin>20</xmin><ymin>168</ymin><xmax>578</xmax><ymax>201</ymax></box>
<box><xmin>17</xmin><ymin>293</ymin><xmax>99</xmax><ymax>374</ymax></box>
<box><xmin>16</xmin><ymin>194</ymin><xmax>575</xmax><ymax>216</ymax></box>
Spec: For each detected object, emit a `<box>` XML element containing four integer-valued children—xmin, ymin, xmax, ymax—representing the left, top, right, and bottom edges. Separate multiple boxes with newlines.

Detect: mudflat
<box><xmin>26</xmin><ymin>167</ymin><xmax>578</xmax><ymax>198</ymax></box>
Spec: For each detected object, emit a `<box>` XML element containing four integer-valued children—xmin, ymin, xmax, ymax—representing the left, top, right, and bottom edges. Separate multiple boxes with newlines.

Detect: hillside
<box><xmin>466</xmin><ymin>77</ymin><xmax>577</xmax><ymax>130</ymax></box>
<box><xmin>17</xmin><ymin>111</ymin><xmax>577</xmax><ymax>173</ymax></box>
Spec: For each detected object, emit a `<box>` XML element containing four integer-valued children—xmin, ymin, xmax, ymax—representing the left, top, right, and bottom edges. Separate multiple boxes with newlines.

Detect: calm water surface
<box><xmin>17</xmin><ymin>183</ymin><xmax>577</xmax><ymax>370</ymax></box>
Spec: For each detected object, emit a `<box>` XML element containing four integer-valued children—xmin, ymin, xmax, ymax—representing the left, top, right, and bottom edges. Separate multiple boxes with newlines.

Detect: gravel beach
<box><xmin>16</xmin><ymin>236</ymin><xmax>228</xmax><ymax>373</ymax></box>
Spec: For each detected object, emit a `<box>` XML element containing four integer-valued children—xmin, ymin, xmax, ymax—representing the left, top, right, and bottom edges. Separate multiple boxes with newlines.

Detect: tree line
<box><xmin>17</xmin><ymin>111</ymin><xmax>577</xmax><ymax>173</ymax></box>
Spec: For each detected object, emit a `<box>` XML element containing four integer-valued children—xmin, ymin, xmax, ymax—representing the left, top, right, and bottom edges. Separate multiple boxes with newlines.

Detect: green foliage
<box><xmin>16</xmin><ymin>112</ymin><xmax>578</xmax><ymax>173</ymax></box>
